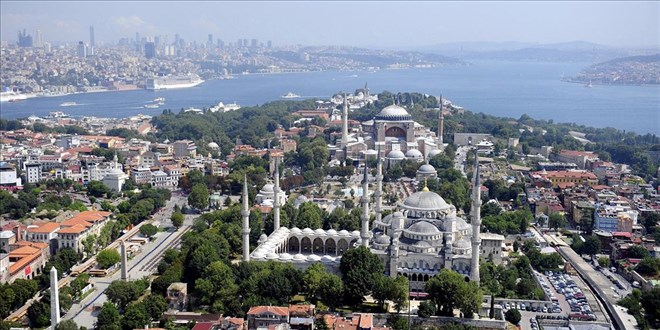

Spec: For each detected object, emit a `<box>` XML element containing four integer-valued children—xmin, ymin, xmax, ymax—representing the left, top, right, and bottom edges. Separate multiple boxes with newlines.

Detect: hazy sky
<box><xmin>1</xmin><ymin>1</ymin><xmax>658</xmax><ymax>48</ymax></box>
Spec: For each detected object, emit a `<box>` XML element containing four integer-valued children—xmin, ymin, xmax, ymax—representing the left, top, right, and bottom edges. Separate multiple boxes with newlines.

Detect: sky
<box><xmin>1</xmin><ymin>1</ymin><xmax>659</xmax><ymax>48</ymax></box>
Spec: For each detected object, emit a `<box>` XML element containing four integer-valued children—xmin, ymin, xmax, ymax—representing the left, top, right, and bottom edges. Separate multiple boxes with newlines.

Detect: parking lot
<box><xmin>545</xmin><ymin>271</ymin><xmax>597</xmax><ymax>321</ymax></box>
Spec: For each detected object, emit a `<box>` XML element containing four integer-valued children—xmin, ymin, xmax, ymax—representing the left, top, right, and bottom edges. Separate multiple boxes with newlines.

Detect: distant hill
<box><xmin>415</xmin><ymin>41</ymin><xmax>657</xmax><ymax>63</ymax></box>
<box><xmin>566</xmin><ymin>54</ymin><xmax>660</xmax><ymax>85</ymax></box>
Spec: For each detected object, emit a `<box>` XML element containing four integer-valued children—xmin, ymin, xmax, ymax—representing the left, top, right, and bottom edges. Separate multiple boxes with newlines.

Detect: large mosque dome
<box><xmin>402</xmin><ymin>189</ymin><xmax>449</xmax><ymax>211</ymax></box>
<box><xmin>375</xmin><ymin>105</ymin><xmax>413</xmax><ymax>121</ymax></box>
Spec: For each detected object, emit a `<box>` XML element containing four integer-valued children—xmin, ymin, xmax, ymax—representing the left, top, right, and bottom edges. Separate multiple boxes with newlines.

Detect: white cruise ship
<box><xmin>145</xmin><ymin>75</ymin><xmax>204</xmax><ymax>90</ymax></box>
<box><xmin>0</xmin><ymin>91</ymin><xmax>28</xmax><ymax>103</ymax></box>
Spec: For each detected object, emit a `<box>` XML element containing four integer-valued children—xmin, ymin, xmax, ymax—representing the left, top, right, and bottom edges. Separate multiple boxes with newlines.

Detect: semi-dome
<box><xmin>405</xmin><ymin>149</ymin><xmax>423</xmax><ymax>159</ymax></box>
<box><xmin>387</xmin><ymin>150</ymin><xmax>405</xmax><ymax>159</ymax></box>
<box><xmin>417</xmin><ymin>164</ymin><xmax>436</xmax><ymax>174</ymax></box>
<box><xmin>406</xmin><ymin>221</ymin><xmax>440</xmax><ymax>235</ymax></box>
<box><xmin>375</xmin><ymin>105</ymin><xmax>413</xmax><ymax>121</ymax></box>
<box><xmin>403</xmin><ymin>190</ymin><xmax>449</xmax><ymax>210</ymax></box>
<box><xmin>375</xmin><ymin>235</ymin><xmax>391</xmax><ymax>245</ymax></box>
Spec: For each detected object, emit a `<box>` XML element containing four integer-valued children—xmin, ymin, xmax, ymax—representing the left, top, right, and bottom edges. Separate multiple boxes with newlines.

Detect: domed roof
<box><xmin>259</xmin><ymin>233</ymin><xmax>268</xmax><ymax>242</ymax></box>
<box><xmin>207</xmin><ymin>142</ymin><xmax>219</xmax><ymax>149</ymax></box>
<box><xmin>414</xmin><ymin>241</ymin><xmax>432</xmax><ymax>248</ymax></box>
<box><xmin>279</xmin><ymin>253</ymin><xmax>293</xmax><ymax>261</ymax></box>
<box><xmin>375</xmin><ymin>105</ymin><xmax>413</xmax><ymax>121</ymax></box>
<box><xmin>293</xmin><ymin>254</ymin><xmax>307</xmax><ymax>261</ymax></box>
<box><xmin>307</xmin><ymin>255</ymin><xmax>321</xmax><ymax>262</ymax></box>
<box><xmin>405</xmin><ymin>149</ymin><xmax>423</xmax><ymax>158</ymax></box>
<box><xmin>417</xmin><ymin>164</ymin><xmax>436</xmax><ymax>174</ymax></box>
<box><xmin>453</xmin><ymin>237</ymin><xmax>471</xmax><ymax>249</ymax></box>
<box><xmin>0</xmin><ymin>230</ymin><xmax>14</xmax><ymax>239</ymax></box>
<box><xmin>321</xmin><ymin>256</ymin><xmax>334</xmax><ymax>263</ymax></box>
<box><xmin>388</xmin><ymin>150</ymin><xmax>405</xmax><ymax>159</ymax></box>
<box><xmin>351</xmin><ymin>230</ymin><xmax>361</xmax><ymax>237</ymax></box>
<box><xmin>290</xmin><ymin>227</ymin><xmax>302</xmax><ymax>234</ymax></box>
<box><xmin>338</xmin><ymin>230</ymin><xmax>350</xmax><ymax>236</ymax></box>
<box><xmin>314</xmin><ymin>228</ymin><xmax>326</xmax><ymax>235</ymax></box>
<box><xmin>252</xmin><ymin>251</ymin><xmax>265</xmax><ymax>259</ymax></box>
<box><xmin>456</xmin><ymin>218</ymin><xmax>471</xmax><ymax>231</ymax></box>
<box><xmin>407</xmin><ymin>221</ymin><xmax>440</xmax><ymax>235</ymax></box>
<box><xmin>266</xmin><ymin>252</ymin><xmax>280</xmax><ymax>260</ymax></box>
<box><xmin>375</xmin><ymin>235</ymin><xmax>391</xmax><ymax>245</ymax></box>
<box><xmin>302</xmin><ymin>228</ymin><xmax>314</xmax><ymax>235</ymax></box>
<box><xmin>261</xmin><ymin>183</ymin><xmax>274</xmax><ymax>193</ymax></box>
<box><xmin>327</xmin><ymin>229</ymin><xmax>338</xmax><ymax>236</ymax></box>
<box><xmin>403</xmin><ymin>190</ymin><xmax>449</xmax><ymax>210</ymax></box>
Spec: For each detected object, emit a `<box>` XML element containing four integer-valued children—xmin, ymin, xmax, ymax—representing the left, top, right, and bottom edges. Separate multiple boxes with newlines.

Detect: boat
<box><xmin>145</xmin><ymin>74</ymin><xmax>204</xmax><ymax>90</ymax></box>
<box><xmin>281</xmin><ymin>92</ymin><xmax>301</xmax><ymax>99</ymax></box>
<box><xmin>8</xmin><ymin>98</ymin><xmax>25</xmax><ymax>103</ymax></box>
<box><xmin>153</xmin><ymin>97</ymin><xmax>165</xmax><ymax>103</ymax></box>
<box><xmin>60</xmin><ymin>102</ymin><xmax>77</xmax><ymax>107</ymax></box>
<box><xmin>0</xmin><ymin>91</ymin><xmax>28</xmax><ymax>103</ymax></box>
<box><xmin>144</xmin><ymin>103</ymin><xmax>160</xmax><ymax>109</ymax></box>
<box><xmin>45</xmin><ymin>111</ymin><xmax>69</xmax><ymax>119</ymax></box>
<box><xmin>585</xmin><ymin>81</ymin><xmax>593</xmax><ymax>88</ymax></box>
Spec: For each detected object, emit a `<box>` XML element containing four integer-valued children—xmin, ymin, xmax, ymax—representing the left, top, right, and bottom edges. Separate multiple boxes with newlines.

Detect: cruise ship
<box><xmin>0</xmin><ymin>91</ymin><xmax>28</xmax><ymax>103</ymax></box>
<box><xmin>145</xmin><ymin>75</ymin><xmax>204</xmax><ymax>90</ymax></box>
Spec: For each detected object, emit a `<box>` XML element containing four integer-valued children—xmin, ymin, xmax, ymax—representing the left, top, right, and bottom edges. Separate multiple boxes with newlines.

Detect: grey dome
<box><xmin>207</xmin><ymin>142</ymin><xmax>219</xmax><ymax>149</ymax></box>
<box><xmin>406</xmin><ymin>221</ymin><xmax>440</xmax><ymax>235</ymax></box>
<box><xmin>417</xmin><ymin>164</ymin><xmax>436</xmax><ymax>174</ymax></box>
<box><xmin>375</xmin><ymin>105</ymin><xmax>413</xmax><ymax>121</ymax></box>
<box><xmin>388</xmin><ymin>150</ymin><xmax>405</xmax><ymax>159</ymax></box>
<box><xmin>375</xmin><ymin>235</ymin><xmax>391</xmax><ymax>244</ymax></box>
<box><xmin>405</xmin><ymin>149</ymin><xmax>423</xmax><ymax>158</ymax></box>
<box><xmin>261</xmin><ymin>183</ymin><xmax>274</xmax><ymax>193</ymax></box>
<box><xmin>403</xmin><ymin>191</ymin><xmax>449</xmax><ymax>210</ymax></box>
<box><xmin>453</xmin><ymin>237</ymin><xmax>471</xmax><ymax>249</ymax></box>
<box><xmin>428</xmin><ymin>149</ymin><xmax>442</xmax><ymax>158</ymax></box>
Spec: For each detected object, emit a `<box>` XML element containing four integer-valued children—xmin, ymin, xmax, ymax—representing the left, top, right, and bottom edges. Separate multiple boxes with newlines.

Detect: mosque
<box><xmin>242</xmin><ymin>149</ymin><xmax>504</xmax><ymax>291</ymax></box>
<box><xmin>333</xmin><ymin>95</ymin><xmax>447</xmax><ymax>166</ymax></box>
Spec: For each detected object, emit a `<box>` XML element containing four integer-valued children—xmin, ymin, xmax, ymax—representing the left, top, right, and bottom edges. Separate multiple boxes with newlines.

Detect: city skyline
<box><xmin>1</xmin><ymin>1</ymin><xmax>659</xmax><ymax>49</ymax></box>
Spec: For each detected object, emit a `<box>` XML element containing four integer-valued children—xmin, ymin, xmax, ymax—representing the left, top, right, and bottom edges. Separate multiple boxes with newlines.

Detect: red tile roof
<box><xmin>191</xmin><ymin>323</ymin><xmax>214</xmax><ymax>330</ymax></box>
<box><xmin>247</xmin><ymin>306</ymin><xmax>289</xmax><ymax>316</ymax></box>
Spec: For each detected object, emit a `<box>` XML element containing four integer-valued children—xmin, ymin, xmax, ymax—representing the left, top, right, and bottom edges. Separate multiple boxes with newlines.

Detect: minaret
<box><xmin>374</xmin><ymin>154</ymin><xmax>383</xmax><ymax>224</ymax></box>
<box><xmin>50</xmin><ymin>267</ymin><xmax>60</xmax><ymax>329</ymax></box>
<box><xmin>360</xmin><ymin>161</ymin><xmax>371</xmax><ymax>247</ymax></box>
<box><xmin>120</xmin><ymin>240</ymin><xmax>128</xmax><ymax>280</ymax></box>
<box><xmin>470</xmin><ymin>151</ymin><xmax>482</xmax><ymax>283</ymax></box>
<box><xmin>438</xmin><ymin>95</ymin><xmax>444</xmax><ymax>145</ymax></box>
<box><xmin>341</xmin><ymin>93</ymin><xmax>349</xmax><ymax>149</ymax></box>
<box><xmin>241</xmin><ymin>174</ymin><xmax>251</xmax><ymax>262</ymax></box>
<box><xmin>273</xmin><ymin>156</ymin><xmax>281</xmax><ymax>231</ymax></box>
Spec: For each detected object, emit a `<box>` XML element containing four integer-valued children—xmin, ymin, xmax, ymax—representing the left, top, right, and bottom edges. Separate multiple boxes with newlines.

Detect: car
<box><xmin>505</xmin><ymin>303</ymin><xmax>510</xmax><ymax>309</ymax></box>
<box><xmin>542</xmin><ymin>307</ymin><xmax>548</xmax><ymax>313</ymax></box>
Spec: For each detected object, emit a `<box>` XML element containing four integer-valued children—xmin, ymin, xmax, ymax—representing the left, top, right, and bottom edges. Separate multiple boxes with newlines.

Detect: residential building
<box><xmin>24</xmin><ymin>162</ymin><xmax>42</xmax><ymax>184</ymax></box>
<box><xmin>166</xmin><ymin>282</ymin><xmax>188</xmax><ymax>311</ymax></box>
<box><xmin>247</xmin><ymin>306</ymin><xmax>289</xmax><ymax>330</ymax></box>
<box><xmin>173</xmin><ymin>140</ymin><xmax>197</xmax><ymax>158</ymax></box>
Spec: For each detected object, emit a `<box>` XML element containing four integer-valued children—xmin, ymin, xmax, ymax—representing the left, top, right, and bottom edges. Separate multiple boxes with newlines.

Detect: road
<box><xmin>63</xmin><ymin>193</ymin><xmax>194</xmax><ymax>328</ymax></box>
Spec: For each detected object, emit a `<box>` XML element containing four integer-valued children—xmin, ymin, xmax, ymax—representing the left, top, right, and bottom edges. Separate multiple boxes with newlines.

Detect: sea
<box><xmin>1</xmin><ymin>60</ymin><xmax>658</xmax><ymax>135</ymax></box>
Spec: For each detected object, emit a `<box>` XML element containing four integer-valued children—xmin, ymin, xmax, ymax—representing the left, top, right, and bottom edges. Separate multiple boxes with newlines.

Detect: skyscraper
<box><xmin>208</xmin><ymin>34</ymin><xmax>213</xmax><ymax>47</ymax></box>
<box><xmin>144</xmin><ymin>42</ymin><xmax>156</xmax><ymax>59</ymax></box>
<box><xmin>17</xmin><ymin>29</ymin><xmax>33</xmax><ymax>47</ymax></box>
<box><xmin>35</xmin><ymin>29</ymin><xmax>43</xmax><ymax>48</ymax></box>
<box><xmin>77</xmin><ymin>41</ymin><xmax>87</xmax><ymax>58</ymax></box>
<box><xmin>89</xmin><ymin>26</ymin><xmax>95</xmax><ymax>47</ymax></box>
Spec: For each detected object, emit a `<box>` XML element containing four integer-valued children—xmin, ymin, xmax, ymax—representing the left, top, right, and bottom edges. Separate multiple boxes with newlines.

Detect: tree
<box><xmin>97</xmin><ymin>302</ymin><xmax>121</xmax><ymax>330</ymax></box>
<box><xmin>142</xmin><ymin>294</ymin><xmax>168</xmax><ymax>321</ymax></box>
<box><xmin>188</xmin><ymin>183</ymin><xmax>209</xmax><ymax>210</ymax></box>
<box><xmin>636</xmin><ymin>257</ymin><xmax>660</xmax><ymax>277</ymax></box>
<box><xmin>425</xmin><ymin>269</ymin><xmax>482</xmax><ymax>318</ymax></box>
<box><xmin>171</xmin><ymin>211</ymin><xmax>184</xmax><ymax>228</ymax></box>
<box><xmin>87</xmin><ymin>180</ymin><xmax>110</xmax><ymax>198</ymax></box>
<box><xmin>194</xmin><ymin>261</ymin><xmax>237</xmax><ymax>314</ymax></box>
<box><xmin>417</xmin><ymin>301</ymin><xmax>437</xmax><ymax>318</ymax></box>
<box><xmin>598</xmin><ymin>256</ymin><xmax>611</xmax><ymax>268</ymax></box>
<box><xmin>513</xmin><ymin>240</ymin><xmax>519</xmax><ymax>253</ymax></box>
<box><xmin>505</xmin><ymin>309</ymin><xmax>521</xmax><ymax>325</ymax></box>
<box><xmin>628</xmin><ymin>245</ymin><xmax>651</xmax><ymax>259</ymax></box>
<box><xmin>317</xmin><ymin>273</ymin><xmax>343</xmax><ymax>311</ymax></box>
<box><xmin>106</xmin><ymin>280</ymin><xmax>141</xmax><ymax>310</ymax></box>
<box><xmin>56</xmin><ymin>319</ymin><xmax>79</xmax><ymax>330</ymax></box>
<box><xmin>641</xmin><ymin>287</ymin><xmax>660</xmax><ymax>328</ymax></box>
<box><xmin>303</xmin><ymin>263</ymin><xmax>327</xmax><ymax>301</ymax></box>
<box><xmin>96</xmin><ymin>248</ymin><xmax>121</xmax><ymax>269</ymax></box>
<box><xmin>582</xmin><ymin>236</ymin><xmax>601</xmax><ymax>256</ymax></box>
<box><xmin>339</xmin><ymin>246</ymin><xmax>384</xmax><ymax>307</ymax></box>
<box><xmin>27</xmin><ymin>300</ymin><xmax>50</xmax><ymax>328</ymax></box>
<box><xmin>315</xmin><ymin>317</ymin><xmax>330</xmax><ymax>330</ymax></box>
<box><xmin>548</xmin><ymin>212</ymin><xmax>566</xmax><ymax>231</ymax></box>
<box><xmin>139</xmin><ymin>224</ymin><xmax>158</xmax><ymax>238</ymax></box>
<box><xmin>121</xmin><ymin>302</ymin><xmax>150</xmax><ymax>330</ymax></box>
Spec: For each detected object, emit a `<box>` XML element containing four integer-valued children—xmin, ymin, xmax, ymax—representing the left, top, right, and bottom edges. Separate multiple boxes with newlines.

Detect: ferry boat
<box><xmin>153</xmin><ymin>97</ymin><xmax>165</xmax><ymax>103</ymax></box>
<box><xmin>145</xmin><ymin>75</ymin><xmax>204</xmax><ymax>90</ymax></box>
<box><xmin>0</xmin><ymin>91</ymin><xmax>28</xmax><ymax>103</ymax></box>
<box><xmin>45</xmin><ymin>111</ymin><xmax>70</xmax><ymax>119</ymax></box>
<box><xmin>585</xmin><ymin>81</ymin><xmax>593</xmax><ymax>88</ymax></box>
<box><xmin>60</xmin><ymin>102</ymin><xmax>78</xmax><ymax>107</ymax></box>
<box><xmin>281</xmin><ymin>92</ymin><xmax>301</xmax><ymax>99</ymax></box>
<box><xmin>144</xmin><ymin>103</ymin><xmax>160</xmax><ymax>109</ymax></box>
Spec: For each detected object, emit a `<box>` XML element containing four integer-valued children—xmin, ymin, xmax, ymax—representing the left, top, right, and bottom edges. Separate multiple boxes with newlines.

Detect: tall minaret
<box><xmin>50</xmin><ymin>267</ymin><xmax>60</xmax><ymax>329</ymax></box>
<box><xmin>438</xmin><ymin>95</ymin><xmax>444</xmax><ymax>145</ymax></box>
<box><xmin>241</xmin><ymin>174</ymin><xmax>251</xmax><ymax>262</ymax></box>
<box><xmin>360</xmin><ymin>161</ymin><xmax>371</xmax><ymax>247</ymax></box>
<box><xmin>273</xmin><ymin>156</ymin><xmax>281</xmax><ymax>231</ymax></box>
<box><xmin>341</xmin><ymin>93</ymin><xmax>349</xmax><ymax>149</ymax></box>
<box><xmin>470</xmin><ymin>151</ymin><xmax>482</xmax><ymax>283</ymax></box>
<box><xmin>374</xmin><ymin>154</ymin><xmax>383</xmax><ymax>224</ymax></box>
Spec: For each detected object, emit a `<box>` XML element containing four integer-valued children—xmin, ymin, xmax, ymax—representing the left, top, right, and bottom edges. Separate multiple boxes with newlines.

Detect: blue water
<box><xmin>1</xmin><ymin>61</ymin><xmax>658</xmax><ymax>134</ymax></box>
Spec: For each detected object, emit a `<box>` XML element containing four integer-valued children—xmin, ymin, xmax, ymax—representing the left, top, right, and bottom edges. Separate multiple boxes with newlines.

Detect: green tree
<box><xmin>56</xmin><ymin>319</ymin><xmax>79</xmax><ymax>330</ymax></box>
<box><xmin>417</xmin><ymin>300</ymin><xmax>437</xmax><ymax>318</ymax></box>
<box><xmin>317</xmin><ymin>272</ymin><xmax>343</xmax><ymax>311</ymax></box>
<box><xmin>641</xmin><ymin>287</ymin><xmax>660</xmax><ymax>328</ymax></box>
<box><xmin>194</xmin><ymin>261</ymin><xmax>238</xmax><ymax>314</ymax></box>
<box><xmin>96</xmin><ymin>248</ymin><xmax>121</xmax><ymax>269</ymax></box>
<box><xmin>339</xmin><ymin>246</ymin><xmax>384</xmax><ymax>307</ymax></box>
<box><xmin>598</xmin><ymin>256</ymin><xmax>611</xmax><ymax>268</ymax></box>
<box><xmin>582</xmin><ymin>236</ymin><xmax>601</xmax><ymax>256</ymax></box>
<box><xmin>303</xmin><ymin>263</ymin><xmax>327</xmax><ymax>301</ymax></box>
<box><xmin>97</xmin><ymin>302</ymin><xmax>121</xmax><ymax>330</ymax></box>
<box><xmin>548</xmin><ymin>212</ymin><xmax>567</xmax><ymax>231</ymax></box>
<box><xmin>171</xmin><ymin>211</ymin><xmax>184</xmax><ymax>228</ymax></box>
<box><xmin>636</xmin><ymin>257</ymin><xmax>660</xmax><ymax>277</ymax></box>
<box><xmin>505</xmin><ymin>309</ymin><xmax>521</xmax><ymax>325</ymax></box>
<box><xmin>139</xmin><ymin>224</ymin><xmax>158</xmax><ymax>238</ymax></box>
<box><xmin>87</xmin><ymin>181</ymin><xmax>110</xmax><ymax>198</ymax></box>
<box><xmin>106</xmin><ymin>280</ymin><xmax>141</xmax><ymax>310</ymax></box>
<box><xmin>425</xmin><ymin>269</ymin><xmax>482</xmax><ymax>318</ymax></box>
<box><xmin>142</xmin><ymin>294</ymin><xmax>168</xmax><ymax>321</ymax></box>
<box><xmin>121</xmin><ymin>302</ymin><xmax>150</xmax><ymax>330</ymax></box>
<box><xmin>188</xmin><ymin>183</ymin><xmax>209</xmax><ymax>210</ymax></box>
<box><xmin>315</xmin><ymin>317</ymin><xmax>330</xmax><ymax>330</ymax></box>
<box><xmin>628</xmin><ymin>245</ymin><xmax>651</xmax><ymax>259</ymax></box>
<box><xmin>27</xmin><ymin>301</ymin><xmax>50</xmax><ymax>328</ymax></box>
